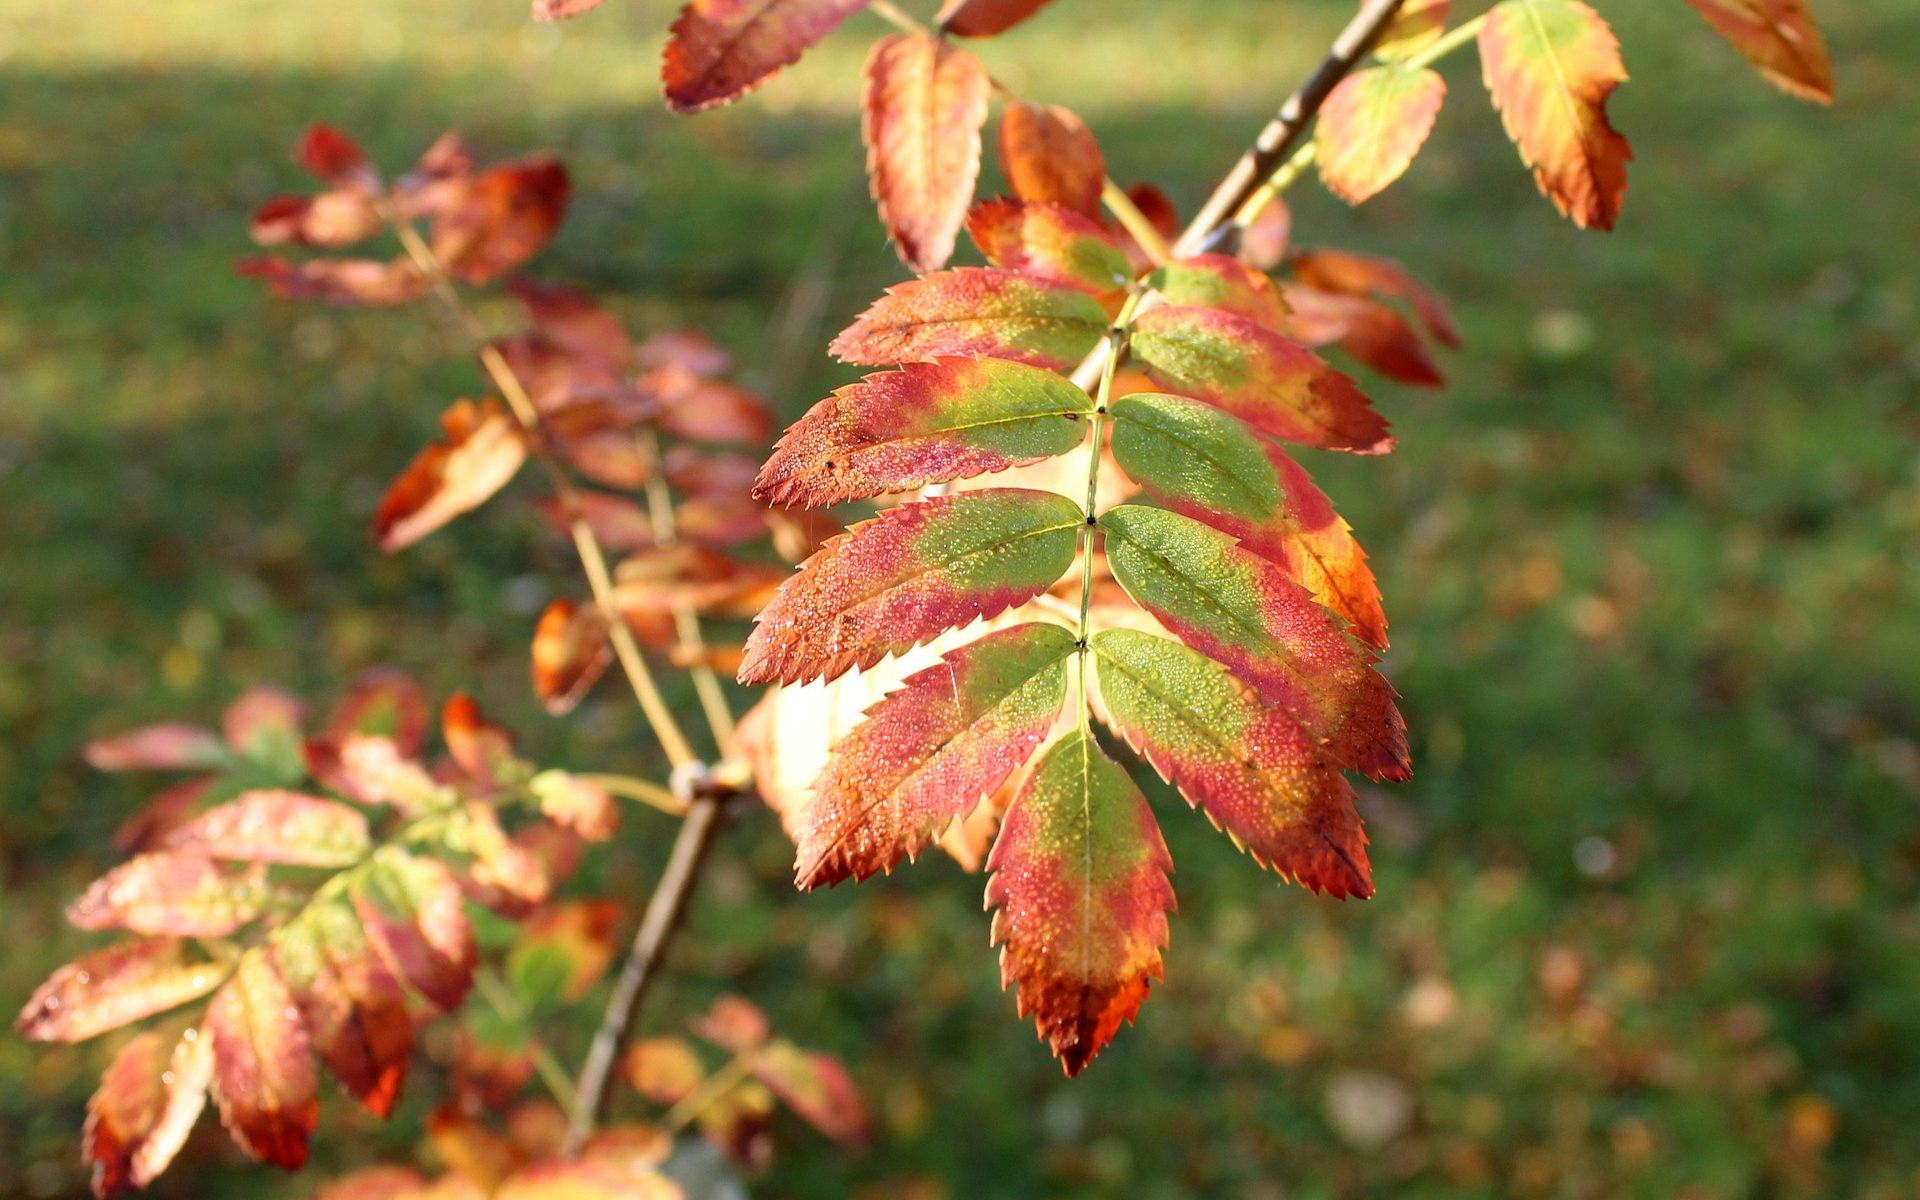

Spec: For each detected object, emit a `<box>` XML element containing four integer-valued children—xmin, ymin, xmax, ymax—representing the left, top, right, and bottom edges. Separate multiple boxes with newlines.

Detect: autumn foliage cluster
<box><xmin>17</xmin><ymin>0</ymin><xmax>1833</xmax><ymax>1195</ymax></box>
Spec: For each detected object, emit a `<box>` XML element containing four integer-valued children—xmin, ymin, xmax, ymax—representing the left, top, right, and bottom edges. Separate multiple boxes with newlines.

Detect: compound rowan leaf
<box><xmin>1288</xmin><ymin>247</ymin><xmax>1460</xmax><ymax>347</ymax></box>
<box><xmin>1129</xmin><ymin>305</ymin><xmax>1392</xmax><ymax>454</ymax></box>
<box><xmin>1316</xmin><ymin>67</ymin><xmax>1447</xmax><ymax>205</ymax></box>
<box><xmin>84</xmin><ymin>1026</ymin><xmax>215</xmax><ymax>1197</ymax></box>
<box><xmin>965</xmin><ymin>198</ymin><xmax>1131</xmax><ymax>293</ymax></box>
<box><xmin>755</xmin><ymin>357</ymin><xmax>1093</xmax><ymax>508</ymax></box>
<box><xmin>1100</xmin><ymin>505</ymin><xmax>1407</xmax><ymax>780</ymax></box>
<box><xmin>997</xmin><ymin>101</ymin><xmax>1105</xmax><ymax>217</ymax></box>
<box><xmin>352</xmin><ymin>848</ymin><xmax>476</xmax><ymax>1012</ymax></box>
<box><xmin>67</xmin><ymin>853</ymin><xmax>269</xmax><ymax>938</ymax></box>
<box><xmin>1282</xmin><ymin>284</ymin><xmax>1445</xmax><ymax>386</ymax></box>
<box><xmin>1686</xmin><ymin>0</ymin><xmax>1833</xmax><ymax>102</ymax></box>
<box><xmin>375</xmin><ymin>399</ymin><xmax>526</xmax><ymax>552</ymax></box>
<box><xmin>1108</xmin><ymin>393</ymin><xmax>1387</xmax><ymax>648</ymax></box>
<box><xmin>1479</xmin><ymin>0</ymin><xmax>1632</xmax><ymax>230</ymax></box>
<box><xmin>17</xmin><ymin>938</ymin><xmax>229</xmax><ymax>1044</ymax></box>
<box><xmin>986</xmin><ymin>728</ymin><xmax>1174</xmax><ymax>1075</ymax></box>
<box><xmin>938</xmin><ymin>0</ymin><xmax>1058</xmax><ymax>37</ymax></box>
<box><xmin>663</xmin><ymin>0</ymin><xmax>871</xmax><ymax>112</ymax></box>
<box><xmin>532</xmin><ymin>599</ymin><xmax>613</xmax><ymax>716</ymax></box>
<box><xmin>208</xmin><ymin>950</ymin><xmax>319</xmax><ymax>1169</ymax></box>
<box><xmin>796</xmin><ymin>622</ymin><xmax>1074</xmax><ymax>888</ymax></box>
<box><xmin>739</xmin><ymin>489</ymin><xmax>1083</xmax><ymax>686</ymax></box>
<box><xmin>749</xmin><ymin>1040</ymin><xmax>868</xmax><ymax>1143</ymax></box>
<box><xmin>158</xmin><ymin>790</ymin><xmax>370</xmax><ymax>868</ymax></box>
<box><xmin>1092</xmin><ymin>629</ymin><xmax>1376</xmax><ymax>897</ymax></box>
<box><xmin>1148</xmin><ymin>256</ymin><xmax>1290</xmax><ymax>332</ymax></box>
<box><xmin>831</xmin><ymin>267</ymin><xmax>1110</xmax><ymax>371</ymax></box>
<box><xmin>272</xmin><ymin>897</ymin><xmax>414</xmax><ymax>1118</ymax></box>
<box><xmin>85</xmin><ymin>723</ymin><xmax>227</xmax><ymax>772</ymax></box>
<box><xmin>864</xmin><ymin>32</ymin><xmax>992</xmax><ymax>272</ymax></box>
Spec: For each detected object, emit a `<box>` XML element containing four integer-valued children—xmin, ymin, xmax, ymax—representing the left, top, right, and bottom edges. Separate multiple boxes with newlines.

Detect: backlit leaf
<box><xmin>863</xmin><ymin>32</ymin><xmax>992</xmax><ymax>272</ymax></box>
<box><xmin>1316</xmin><ymin>67</ymin><xmax>1447</xmax><ymax>205</ymax></box>
<box><xmin>375</xmin><ymin>398</ymin><xmax>526</xmax><ymax>553</ymax></box>
<box><xmin>755</xmin><ymin>357</ymin><xmax>1093</xmax><ymax>508</ymax></box>
<box><xmin>831</xmin><ymin>267</ymin><xmax>1110</xmax><ymax>371</ymax></box>
<box><xmin>1130</xmin><ymin>305</ymin><xmax>1391</xmax><ymax>453</ymax></box>
<box><xmin>250</xmin><ymin>191</ymin><xmax>383</xmax><ymax>247</ymax></box>
<box><xmin>221</xmin><ymin>687</ymin><xmax>306</xmax><ymax>764</ymax></box>
<box><xmin>429</xmin><ymin>157</ymin><xmax>571</xmax><ymax>285</ymax></box>
<box><xmin>532</xmin><ymin>599</ymin><xmax>613</xmax><ymax>717</ymax></box>
<box><xmin>1108</xmin><ymin>393</ymin><xmax>1387</xmax><ymax>648</ymax></box>
<box><xmin>507</xmin><ymin>900</ymin><xmax>620</xmax><ymax>1009</ymax></box>
<box><xmin>236</xmin><ymin>256</ymin><xmax>430</xmax><ymax>307</ymax></box>
<box><xmin>1100</xmin><ymin>505</ymin><xmax>1407</xmax><ymax>779</ymax></box>
<box><xmin>986</xmin><ymin>729</ymin><xmax>1174</xmax><ymax>1076</ymax></box>
<box><xmin>965</xmin><ymin>198</ymin><xmax>1131</xmax><ymax>293</ymax></box>
<box><xmin>1479</xmin><ymin>0</ymin><xmax>1632</xmax><ymax>230</ymax></box>
<box><xmin>739</xmin><ymin>489</ymin><xmax>1083</xmax><ymax>686</ymax></box>
<box><xmin>1685</xmin><ymin>0</ymin><xmax>1832</xmax><ymax>102</ymax></box>
<box><xmin>331</xmin><ymin>668</ymin><xmax>432</xmax><ymax>756</ymax></box>
<box><xmin>938</xmin><ymin>0</ymin><xmax>1058</xmax><ymax>37</ymax></box>
<box><xmin>159</xmin><ymin>790</ymin><xmax>370</xmax><ymax>868</ymax></box>
<box><xmin>208</xmin><ymin>950</ymin><xmax>319</xmax><ymax>1169</ymax></box>
<box><xmin>273</xmin><ymin>897</ymin><xmax>413</xmax><ymax>1118</ymax></box>
<box><xmin>85</xmin><ymin>723</ymin><xmax>226</xmax><ymax>772</ymax></box>
<box><xmin>1147</xmin><ymin>256</ymin><xmax>1289</xmax><ymax>332</ymax></box>
<box><xmin>1281</xmin><ymin>283</ymin><xmax>1445</xmax><ymax>386</ymax></box>
<box><xmin>296</xmin><ymin>124</ymin><xmax>379</xmax><ymax>191</ymax></box>
<box><xmin>624</xmin><ymin>1037</ymin><xmax>706</xmax><ymax>1105</ymax></box>
<box><xmin>997</xmin><ymin>101</ymin><xmax>1105</xmax><ymax>217</ymax></box>
<box><xmin>352</xmin><ymin>848</ymin><xmax>476</xmax><ymax>1012</ymax></box>
<box><xmin>796</xmin><ymin>622</ymin><xmax>1075</xmax><ymax>888</ymax></box>
<box><xmin>17</xmin><ymin>938</ymin><xmax>228</xmax><ymax>1044</ymax></box>
<box><xmin>691</xmin><ymin>995</ymin><xmax>771</xmax><ymax>1053</ymax></box>
<box><xmin>1092</xmin><ymin>629</ymin><xmax>1376</xmax><ymax>897</ymax></box>
<box><xmin>750</xmin><ymin>1040</ymin><xmax>868</xmax><ymax>1142</ymax></box>
<box><xmin>1374</xmin><ymin>0</ymin><xmax>1450</xmax><ymax>60</ymax></box>
<box><xmin>663</xmin><ymin>0</ymin><xmax>871</xmax><ymax>113</ymax></box>
<box><xmin>1289</xmin><ymin>247</ymin><xmax>1461</xmax><ymax>347</ymax></box>
<box><xmin>67</xmin><ymin>853</ymin><xmax>268</xmax><ymax>938</ymax></box>
<box><xmin>83</xmin><ymin>1026</ymin><xmax>214</xmax><ymax>1197</ymax></box>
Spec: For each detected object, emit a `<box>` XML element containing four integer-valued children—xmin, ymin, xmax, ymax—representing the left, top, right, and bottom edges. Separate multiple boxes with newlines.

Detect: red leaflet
<box><xmin>998</xmin><ymin>102</ymin><xmax>1105</xmax><ymax>218</ymax></box>
<box><xmin>532</xmin><ymin>772</ymin><xmax>622</xmax><ymax>843</ymax></box>
<box><xmin>648</xmin><ymin>370</ymin><xmax>774</xmax><ymax>445</ymax></box>
<box><xmin>531</xmin><ymin>599</ymin><xmax>613</xmax><ymax>716</ymax></box>
<box><xmin>738</xmin><ymin>489</ymin><xmax>1083</xmax><ymax>686</ymax></box>
<box><xmin>509</xmin><ymin>278</ymin><xmax>632</xmax><ymax>372</ymax></box>
<box><xmin>443</xmin><ymin>693</ymin><xmax>521</xmax><ymax>789</ymax></box>
<box><xmin>1479</xmin><ymin>0</ymin><xmax>1632</xmax><ymax>230</ymax></box>
<box><xmin>987</xmin><ymin>730</ymin><xmax>1174</xmax><ymax>1075</ymax></box>
<box><xmin>221</xmin><ymin>687</ymin><xmax>305</xmax><ymax>758</ymax></box>
<box><xmin>1093</xmin><ymin>630</ymin><xmax>1375</xmax><ymax>898</ymax></box>
<box><xmin>429</xmin><ymin>157</ymin><xmax>570</xmax><ymax>284</ymax></box>
<box><xmin>272</xmin><ymin>899</ymin><xmax>413</xmax><ymax>1118</ymax></box>
<box><xmin>749</xmin><ymin>1041</ymin><xmax>869</xmax><ymax>1143</ymax></box>
<box><xmin>796</xmin><ymin>623</ymin><xmax>1074</xmax><ymax>888</ymax></box>
<box><xmin>693</xmin><ymin>994</ymin><xmax>772</xmax><ymax>1053</ymax></box>
<box><xmin>330</xmin><ymin>667</ymin><xmax>432</xmax><ymax>756</ymax></box>
<box><xmin>304</xmin><ymin>734</ymin><xmax>445</xmax><ymax>814</ymax></box>
<box><xmin>208</xmin><ymin>951</ymin><xmax>319</xmax><ymax>1169</ymax></box>
<box><xmin>83</xmin><ymin>1027</ymin><xmax>214</xmax><ymax>1198</ymax></box>
<box><xmin>235</xmin><ymin>257</ymin><xmax>430</xmax><ymax>307</ymax></box>
<box><xmin>374</xmin><ymin>398</ymin><xmax>527</xmax><ymax>552</ymax></box>
<box><xmin>66</xmin><ymin>853</ymin><xmax>267</xmax><ymax>938</ymax></box>
<box><xmin>1686</xmin><ymin>0</ymin><xmax>1833</xmax><ymax>103</ymax></box>
<box><xmin>663</xmin><ymin>0</ymin><xmax>873</xmax><ymax>113</ymax></box>
<box><xmin>1130</xmin><ymin>305</ymin><xmax>1392</xmax><ymax>454</ymax></box>
<box><xmin>297</xmin><ymin>125</ymin><xmax>378</xmax><ymax>191</ymax></box>
<box><xmin>938</xmin><ymin>0</ymin><xmax>1058</xmax><ymax>37</ymax></box>
<box><xmin>966</xmin><ymin>198</ymin><xmax>1132</xmax><ymax>293</ymax></box>
<box><xmin>1282</xmin><ymin>284</ymin><xmax>1445</xmax><ymax>386</ymax></box>
<box><xmin>352</xmin><ymin>849</ymin><xmax>476</xmax><ymax>1012</ymax></box>
<box><xmin>1288</xmin><ymin>247</ymin><xmax>1460</xmax><ymax>347</ymax></box>
<box><xmin>863</xmin><ymin>32</ymin><xmax>992</xmax><ymax>272</ymax></box>
<box><xmin>159</xmin><ymin>790</ymin><xmax>370</xmax><ymax>868</ymax></box>
<box><xmin>755</xmin><ymin>357</ymin><xmax>1093</xmax><ymax>508</ymax></box>
<box><xmin>85</xmin><ymin>722</ymin><xmax>225</xmax><ymax>772</ymax></box>
<box><xmin>831</xmin><ymin>267</ymin><xmax>1109</xmax><ymax>370</ymax></box>
<box><xmin>17</xmin><ymin>938</ymin><xmax>227</xmax><ymax>1044</ymax></box>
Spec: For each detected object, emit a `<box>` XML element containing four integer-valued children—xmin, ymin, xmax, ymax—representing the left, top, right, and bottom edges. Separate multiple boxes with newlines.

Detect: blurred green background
<box><xmin>3</xmin><ymin>0</ymin><xmax>1917</xmax><ymax>1196</ymax></box>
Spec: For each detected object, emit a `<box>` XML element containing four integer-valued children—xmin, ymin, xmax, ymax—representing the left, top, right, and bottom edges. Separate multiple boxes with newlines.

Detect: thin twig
<box><xmin>662</xmin><ymin>1052</ymin><xmax>757</xmax><ymax>1134</ymax></box>
<box><xmin>377</xmin><ymin>203</ymin><xmax>703</xmax><ymax>772</ymax></box>
<box><xmin>564</xmin><ymin>790</ymin><xmax>731</xmax><ymax>1154</ymax></box>
<box><xmin>1174</xmin><ymin>0</ymin><xmax>1409</xmax><ymax>256</ymax></box>
<box><xmin>1100</xmin><ymin>181</ymin><xmax>1171</xmax><ymax>267</ymax></box>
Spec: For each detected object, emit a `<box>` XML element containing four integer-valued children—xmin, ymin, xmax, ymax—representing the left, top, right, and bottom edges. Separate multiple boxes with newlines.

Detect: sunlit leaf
<box><xmin>375</xmin><ymin>398</ymin><xmax>527</xmax><ymax>553</ymax></box>
<box><xmin>1373</xmin><ymin>0</ymin><xmax>1450</xmax><ymax>60</ymax></box>
<box><xmin>208</xmin><ymin>951</ymin><xmax>318</xmax><ymax>1169</ymax></box>
<box><xmin>750</xmin><ymin>1039</ymin><xmax>868</xmax><ymax>1142</ymax></box>
<box><xmin>986</xmin><ymin>729</ymin><xmax>1173</xmax><ymax>1075</ymax></box>
<box><xmin>159</xmin><ymin>790</ymin><xmax>370</xmax><ymax>868</ymax></box>
<box><xmin>1147</xmin><ymin>255</ymin><xmax>1289</xmax><ymax>332</ymax></box>
<box><xmin>1281</xmin><ymin>283</ymin><xmax>1444</xmax><ymax>386</ymax></box>
<box><xmin>623</xmin><ymin>1037</ymin><xmax>706</xmax><ymax>1105</ymax></box>
<box><xmin>1316</xmin><ymin>67</ymin><xmax>1447</xmax><ymax>205</ymax></box>
<box><xmin>966</xmin><ymin>198</ymin><xmax>1131</xmax><ymax>293</ymax></box>
<box><xmin>352</xmin><ymin>848</ymin><xmax>476</xmax><ymax>1012</ymax></box>
<box><xmin>85</xmin><ymin>723</ymin><xmax>226</xmax><ymax>773</ymax></box>
<box><xmin>831</xmin><ymin>267</ymin><xmax>1110</xmax><ymax>371</ymax></box>
<box><xmin>1288</xmin><ymin>247</ymin><xmax>1461</xmax><ymax>347</ymax></box>
<box><xmin>272</xmin><ymin>898</ymin><xmax>413</xmax><ymax>1118</ymax></box>
<box><xmin>691</xmin><ymin>995</ymin><xmax>771</xmax><ymax>1054</ymax></box>
<box><xmin>756</xmin><ymin>357</ymin><xmax>1093</xmax><ymax>508</ymax></box>
<box><xmin>17</xmin><ymin>938</ymin><xmax>228</xmax><ymax>1044</ymax></box>
<box><xmin>507</xmin><ymin>901</ymin><xmax>620</xmax><ymax>1009</ymax></box>
<box><xmin>236</xmin><ymin>257</ymin><xmax>430</xmax><ymax>307</ymax></box>
<box><xmin>83</xmin><ymin>1027</ymin><xmax>214</xmax><ymax>1197</ymax></box>
<box><xmin>663</xmin><ymin>0</ymin><xmax>872</xmax><ymax>113</ymax></box>
<box><xmin>739</xmin><ymin>489</ymin><xmax>1083</xmax><ymax>686</ymax></box>
<box><xmin>1686</xmin><ymin>0</ymin><xmax>1832</xmax><ymax>102</ymax></box>
<box><xmin>67</xmin><ymin>853</ymin><xmax>269</xmax><ymax>938</ymax></box>
<box><xmin>997</xmin><ymin>101</ymin><xmax>1105</xmax><ymax>217</ymax></box>
<box><xmin>532</xmin><ymin>599</ymin><xmax>613</xmax><ymax>717</ymax></box>
<box><xmin>863</xmin><ymin>32</ymin><xmax>992</xmax><ymax>271</ymax></box>
<box><xmin>937</xmin><ymin>0</ymin><xmax>1058</xmax><ymax>37</ymax></box>
<box><xmin>429</xmin><ymin>157</ymin><xmax>571</xmax><ymax>285</ymax></box>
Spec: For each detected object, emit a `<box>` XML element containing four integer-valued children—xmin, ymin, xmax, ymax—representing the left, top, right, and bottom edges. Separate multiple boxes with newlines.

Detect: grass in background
<box><xmin>1</xmin><ymin>0</ymin><xmax>1916</xmax><ymax>1196</ymax></box>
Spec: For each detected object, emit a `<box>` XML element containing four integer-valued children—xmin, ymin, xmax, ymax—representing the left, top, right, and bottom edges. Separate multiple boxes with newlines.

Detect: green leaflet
<box><xmin>1109</xmin><ymin>393</ymin><xmax>1284</xmax><ymax>524</ymax></box>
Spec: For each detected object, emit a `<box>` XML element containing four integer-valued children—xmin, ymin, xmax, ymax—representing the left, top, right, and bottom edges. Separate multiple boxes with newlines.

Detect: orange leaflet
<box><xmin>998</xmin><ymin>101</ymin><xmax>1106</xmax><ymax>218</ymax></box>
<box><xmin>965</xmin><ymin>197</ymin><xmax>1131</xmax><ymax>293</ymax></box>
<box><xmin>1685</xmin><ymin>0</ymin><xmax>1832</xmax><ymax>103</ymax></box>
<box><xmin>84</xmin><ymin>1028</ymin><xmax>214</xmax><ymax>1196</ymax></box>
<box><xmin>937</xmin><ymin>0</ymin><xmax>1058</xmax><ymax>37</ymax></box>
<box><xmin>863</xmin><ymin>32</ymin><xmax>993</xmax><ymax>272</ymax></box>
<box><xmin>1288</xmin><ymin>246</ymin><xmax>1461</xmax><ymax>348</ymax></box>
<box><xmin>663</xmin><ymin>0</ymin><xmax>872</xmax><ymax>113</ymax></box>
<box><xmin>207</xmin><ymin>952</ymin><xmax>319</xmax><ymax>1169</ymax></box>
<box><xmin>373</xmin><ymin>398</ymin><xmax>527</xmax><ymax>553</ymax></box>
<box><xmin>16</xmin><ymin>938</ymin><xmax>228</xmax><ymax>1045</ymax></box>
<box><xmin>1316</xmin><ymin>67</ymin><xmax>1447</xmax><ymax>205</ymax></box>
<box><xmin>531</xmin><ymin>598</ymin><xmax>613</xmax><ymax>716</ymax></box>
<box><xmin>1479</xmin><ymin>0</ymin><xmax>1632</xmax><ymax>230</ymax></box>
